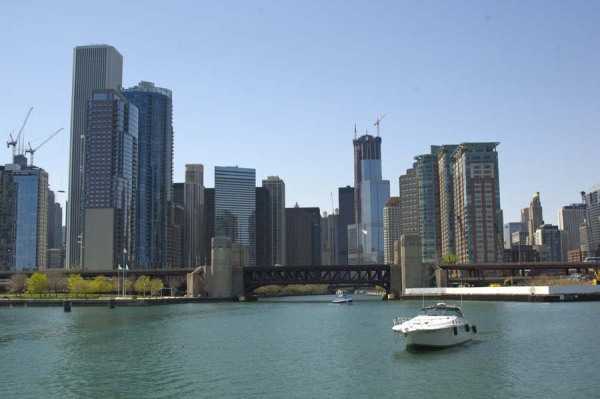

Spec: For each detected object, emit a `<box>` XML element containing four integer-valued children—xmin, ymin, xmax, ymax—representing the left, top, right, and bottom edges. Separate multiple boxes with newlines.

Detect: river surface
<box><xmin>1</xmin><ymin>295</ymin><xmax>599</xmax><ymax>399</ymax></box>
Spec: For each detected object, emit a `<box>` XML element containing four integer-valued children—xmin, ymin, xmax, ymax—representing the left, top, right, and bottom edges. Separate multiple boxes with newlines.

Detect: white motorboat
<box><xmin>332</xmin><ymin>290</ymin><xmax>353</xmax><ymax>304</ymax></box>
<box><xmin>392</xmin><ymin>302</ymin><xmax>476</xmax><ymax>348</ymax></box>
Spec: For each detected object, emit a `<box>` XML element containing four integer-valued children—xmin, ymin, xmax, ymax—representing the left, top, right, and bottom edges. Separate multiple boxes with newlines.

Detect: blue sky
<box><xmin>1</xmin><ymin>0</ymin><xmax>599</xmax><ymax>225</ymax></box>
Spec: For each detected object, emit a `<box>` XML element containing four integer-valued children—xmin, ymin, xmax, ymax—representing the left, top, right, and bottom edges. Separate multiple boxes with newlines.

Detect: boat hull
<box><xmin>401</xmin><ymin>325</ymin><xmax>474</xmax><ymax>348</ymax></box>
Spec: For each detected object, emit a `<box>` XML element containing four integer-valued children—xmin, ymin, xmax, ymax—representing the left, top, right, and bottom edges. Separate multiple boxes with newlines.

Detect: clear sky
<box><xmin>1</xmin><ymin>0</ymin><xmax>599</xmax><ymax>226</ymax></box>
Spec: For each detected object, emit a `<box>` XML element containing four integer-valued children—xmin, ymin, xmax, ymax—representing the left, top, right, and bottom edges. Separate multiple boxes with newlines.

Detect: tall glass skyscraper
<box><xmin>67</xmin><ymin>45</ymin><xmax>123</xmax><ymax>269</ymax></box>
<box><xmin>123</xmin><ymin>82</ymin><xmax>173</xmax><ymax>269</ymax></box>
<box><xmin>350</xmin><ymin>133</ymin><xmax>390</xmax><ymax>264</ymax></box>
<box><xmin>0</xmin><ymin>164</ymin><xmax>48</xmax><ymax>270</ymax></box>
<box><xmin>82</xmin><ymin>89</ymin><xmax>138</xmax><ymax>270</ymax></box>
<box><xmin>262</xmin><ymin>176</ymin><xmax>286</xmax><ymax>266</ymax></box>
<box><xmin>215</xmin><ymin>166</ymin><xmax>256</xmax><ymax>267</ymax></box>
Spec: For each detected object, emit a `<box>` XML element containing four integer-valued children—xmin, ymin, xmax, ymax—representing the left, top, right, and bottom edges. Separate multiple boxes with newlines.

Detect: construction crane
<box><xmin>374</xmin><ymin>114</ymin><xmax>385</xmax><ymax>136</ymax></box>
<box><xmin>7</xmin><ymin>107</ymin><xmax>33</xmax><ymax>160</ymax></box>
<box><xmin>25</xmin><ymin>127</ymin><xmax>64</xmax><ymax>167</ymax></box>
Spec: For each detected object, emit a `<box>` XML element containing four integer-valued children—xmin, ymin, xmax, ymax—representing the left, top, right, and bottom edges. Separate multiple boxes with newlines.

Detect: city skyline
<box><xmin>1</xmin><ymin>1</ymin><xmax>599</xmax><ymax>227</ymax></box>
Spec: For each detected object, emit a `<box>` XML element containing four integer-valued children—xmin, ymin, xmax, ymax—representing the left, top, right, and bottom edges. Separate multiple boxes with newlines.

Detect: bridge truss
<box><xmin>242</xmin><ymin>265</ymin><xmax>391</xmax><ymax>295</ymax></box>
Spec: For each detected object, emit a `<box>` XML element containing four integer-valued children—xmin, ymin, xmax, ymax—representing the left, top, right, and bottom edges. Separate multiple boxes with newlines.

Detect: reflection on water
<box><xmin>1</xmin><ymin>298</ymin><xmax>599</xmax><ymax>399</ymax></box>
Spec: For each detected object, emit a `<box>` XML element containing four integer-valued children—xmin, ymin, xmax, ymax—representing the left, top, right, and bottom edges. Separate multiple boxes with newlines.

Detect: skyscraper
<box><xmin>527</xmin><ymin>192</ymin><xmax>544</xmax><ymax>245</ymax></box>
<box><xmin>558</xmin><ymin>203</ymin><xmax>586</xmax><ymax>251</ymax></box>
<box><xmin>415</xmin><ymin>149</ymin><xmax>441</xmax><ymax>263</ymax></box>
<box><xmin>184</xmin><ymin>164</ymin><xmax>205</xmax><ymax>267</ymax></box>
<box><xmin>383</xmin><ymin>197</ymin><xmax>401</xmax><ymax>264</ymax></box>
<box><xmin>583</xmin><ymin>185</ymin><xmax>600</xmax><ymax>258</ymax></box>
<box><xmin>337</xmin><ymin>186</ymin><xmax>354</xmax><ymax>264</ymax></box>
<box><xmin>350</xmin><ymin>132</ymin><xmax>390</xmax><ymax>264</ymax></box>
<box><xmin>0</xmin><ymin>163</ymin><xmax>48</xmax><ymax>270</ymax></box>
<box><xmin>123</xmin><ymin>81</ymin><xmax>174</xmax><ymax>269</ymax></box>
<box><xmin>398</xmin><ymin>166</ymin><xmax>419</xmax><ymax>238</ymax></box>
<box><xmin>453</xmin><ymin>142</ymin><xmax>504</xmax><ymax>263</ymax></box>
<box><xmin>82</xmin><ymin>89</ymin><xmax>138</xmax><ymax>270</ymax></box>
<box><xmin>437</xmin><ymin>145</ymin><xmax>458</xmax><ymax>259</ymax></box>
<box><xmin>215</xmin><ymin>166</ymin><xmax>256</xmax><ymax>267</ymax></box>
<box><xmin>66</xmin><ymin>45</ymin><xmax>123</xmax><ymax>269</ymax></box>
<box><xmin>285</xmin><ymin>205</ymin><xmax>321</xmax><ymax>266</ymax></box>
<box><xmin>255</xmin><ymin>187</ymin><xmax>271</xmax><ymax>267</ymax></box>
<box><xmin>262</xmin><ymin>176</ymin><xmax>286</xmax><ymax>266</ymax></box>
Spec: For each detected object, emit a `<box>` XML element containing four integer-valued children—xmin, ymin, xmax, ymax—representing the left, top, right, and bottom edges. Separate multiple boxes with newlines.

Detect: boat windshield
<box><xmin>419</xmin><ymin>307</ymin><xmax>462</xmax><ymax>317</ymax></box>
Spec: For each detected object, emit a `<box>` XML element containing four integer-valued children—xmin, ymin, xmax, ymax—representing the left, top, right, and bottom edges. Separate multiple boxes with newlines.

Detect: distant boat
<box><xmin>392</xmin><ymin>302</ymin><xmax>476</xmax><ymax>348</ymax></box>
<box><xmin>332</xmin><ymin>290</ymin><xmax>353</xmax><ymax>304</ymax></box>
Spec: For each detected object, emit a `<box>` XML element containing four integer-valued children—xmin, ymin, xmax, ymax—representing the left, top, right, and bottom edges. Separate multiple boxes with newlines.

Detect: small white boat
<box><xmin>332</xmin><ymin>290</ymin><xmax>353</xmax><ymax>304</ymax></box>
<box><xmin>392</xmin><ymin>302</ymin><xmax>476</xmax><ymax>348</ymax></box>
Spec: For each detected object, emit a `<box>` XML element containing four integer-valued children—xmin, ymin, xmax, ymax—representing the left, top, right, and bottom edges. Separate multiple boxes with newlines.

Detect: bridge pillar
<box><xmin>401</xmin><ymin>234</ymin><xmax>424</xmax><ymax>293</ymax></box>
<box><xmin>389</xmin><ymin>264</ymin><xmax>402</xmax><ymax>298</ymax></box>
<box><xmin>206</xmin><ymin>237</ymin><xmax>233</xmax><ymax>298</ymax></box>
<box><xmin>186</xmin><ymin>267</ymin><xmax>205</xmax><ymax>297</ymax></box>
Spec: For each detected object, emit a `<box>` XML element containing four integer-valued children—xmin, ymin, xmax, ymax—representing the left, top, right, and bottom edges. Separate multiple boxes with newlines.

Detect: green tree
<box><xmin>28</xmin><ymin>272</ymin><xmax>49</xmax><ymax>298</ymax></box>
<box><xmin>441</xmin><ymin>254</ymin><xmax>457</xmax><ymax>265</ymax></box>
<box><xmin>9</xmin><ymin>273</ymin><xmax>28</xmax><ymax>297</ymax></box>
<box><xmin>149</xmin><ymin>278</ymin><xmax>164</xmax><ymax>296</ymax></box>
<box><xmin>68</xmin><ymin>274</ymin><xmax>90</xmax><ymax>298</ymax></box>
<box><xmin>89</xmin><ymin>275</ymin><xmax>112</xmax><ymax>295</ymax></box>
<box><xmin>134</xmin><ymin>275</ymin><xmax>151</xmax><ymax>296</ymax></box>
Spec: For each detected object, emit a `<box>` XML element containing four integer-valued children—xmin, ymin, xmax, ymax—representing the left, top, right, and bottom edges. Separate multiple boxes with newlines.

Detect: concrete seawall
<box><xmin>402</xmin><ymin>285</ymin><xmax>600</xmax><ymax>302</ymax></box>
<box><xmin>0</xmin><ymin>296</ymin><xmax>245</xmax><ymax>308</ymax></box>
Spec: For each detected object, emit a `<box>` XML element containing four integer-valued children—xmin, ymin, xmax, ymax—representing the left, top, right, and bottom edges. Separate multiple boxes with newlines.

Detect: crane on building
<box><xmin>374</xmin><ymin>114</ymin><xmax>385</xmax><ymax>136</ymax></box>
<box><xmin>7</xmin><ymin>107</ymin><xmax>33</xmax><ymax>160</ymax></box>
<box><xmin>25</xmin><ymin>127</ymin><xmax>64</xmax><ymax>167</ymax></box>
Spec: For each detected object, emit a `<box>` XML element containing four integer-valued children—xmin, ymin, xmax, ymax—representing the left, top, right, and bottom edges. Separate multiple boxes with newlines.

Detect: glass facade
<box><xmin>215</xmin><ymin>166</ymin><xmax>256</xmax><ymax>267</ymax></box>
<box><xmin>350</xmin><ymin>134</ymin><xmax>389</xmax><ymax>264</ymax></box>
<box><xmin>123</xmin><ymin>82</ymin><xmax>174</xmax><ymax>269</ymax></box>
<box><xmin>0</xmin><ymin>167</ymin><xmax>48</xmax><ymax>270</ymax></box>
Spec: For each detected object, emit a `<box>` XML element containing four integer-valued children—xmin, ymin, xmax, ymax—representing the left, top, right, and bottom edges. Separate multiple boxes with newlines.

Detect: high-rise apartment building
<box><xmin>123</xmin><ymin>81</ymin><xmax>173</xmax><ymax>269</ymax></box>
<box><xmin>437</xmin><ymin>145</ymin><xmax>458</xmax><ymax>258</ymax></box>
<box><xmin>184</xmin><ymin>164</ymin><xmax>205</xmax><ymax>267</ymax></box>
<box><xmin>399</xmin><ymin>166</ymin><xmax>419</xmax><ymax>238</ymax></box>
<box><xmin>82</xmin><ymin>89</ymin><xmax>138</xmax><ymax>270</ymax></box>
<box><xmin>558</xmin><ymin>203</ymin><xmax>586</xmax><ymax>251</ymax></box>
<box><xmin>453</xmin><ymin>142</ymin><xmax>504</xmax><ymax>263</ymax></box>
<box><xmin>0</xmin><ymin>163</ymin><xmax>48</xmax><ymax>270</ymax></box>
<box><xmin>349</xmin><ymin>133</ymin><xmax>390</xmax><ymax>264</ymax></box>
<box><xmin>415</xmin><ymin>149</ymin><xmax>441</xmax><ymax>263</ymax></box>
<box><xmin>215</xmin><ymin>166</ymin><xmax>256</xmax><ymax>267</ymax></box>
<box><xmin>66</xmin><ymin>45</ymin><xmax>123</xmax><ymax>269</ymax></box>
<box><xmin>262</xmin><ymin>176</ymin><xmax>286</xmax><ymax>266</ymax></box>
<box><xmin>337</xmin><ymin>186</ymin><xmax>354</xmax><ymax>264</ymax></box>
<box><xmin>383</xmin><ymin>197</ymin><xmax>401</xmax><ymax>264</ymax></box>
<box><xmin>527</xmin><ymin>192</ymin><xmax>544</xmax><ymax>245</ymax></box>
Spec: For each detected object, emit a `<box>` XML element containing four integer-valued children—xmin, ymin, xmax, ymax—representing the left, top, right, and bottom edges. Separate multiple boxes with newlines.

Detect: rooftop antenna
<box><xmin>374</xmin><ymin>114</ymin><xmax>385</xmax><ymax>137</ymax></box>
<box><xmin>354</xmin><ymin>124</ymin><xmax>357</xmax><ymax>140</ymax></box>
